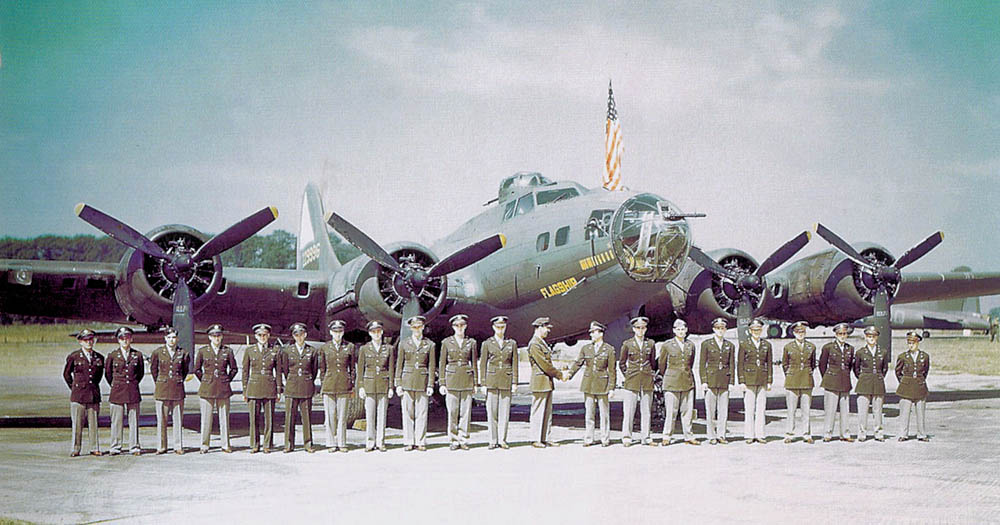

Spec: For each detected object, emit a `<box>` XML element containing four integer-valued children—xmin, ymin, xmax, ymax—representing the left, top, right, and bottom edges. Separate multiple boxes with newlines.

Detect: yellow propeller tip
<box><xmin>74</xmin><ymin>203</ymin><xmax>86</xmax><ymax>216</ymax></box>
<box><xmin>269</xmin><ymin>206</ymin><xmax>279</xmax><ymax>219</ymax></box>
<box><xmin>498</xmin><ymin>234</ymin><xmax>507</xmax><ymax>247</ymax></box>
<box><xmin>323</xmin><ymin>211</ymin><xmax>334</xmax><ymax>222</ymax></box>
<box><xmin>805</xmin><ymin>230</ymin><xmax>813</xmax><ymax>240</ymax></box>
<box><xmin>938</xmin><ymin>231</ymin><xmax>944</xmax><ymax>241</ymax></box>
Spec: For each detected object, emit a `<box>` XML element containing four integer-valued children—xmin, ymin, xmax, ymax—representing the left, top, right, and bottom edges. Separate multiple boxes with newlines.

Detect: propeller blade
<box><xmin>755</xmin><ymin>231</ymin><xmax>811</xmax><ymax>277</ymax></box>
<box><xmin>688</xmin><ymin>246</ymin><xmax>740</xmax><ymax>281</ymax></box>
<box><xmin>325</xmin><ymin>211</ymin><xmax>403</xmax><ymax>273</ymax></box>
<box><xmin>873</xmin><ymin>286</ymin><xmax>892</xmax><ymax>361</ymax></box>
<box><xmin>75</xmin><ymin>204</ymin><xmax>170</xmax><ymax>260</ymax></box>
<box><xmin>736</xmin><ymin>300</ymin><xmax>752</xmax><ymax>346</ymax></box>
<box><xmin>172</xmin><ymin>278</ymin><xmax>195</xmax><ymax>361</ymax></box>
<box><xmin>427</xmin><ymin>234</ymin><xmax>506</xmax><ymax>278</ymax></box>
<box><xmin>814</xmin><ymin>223</ymin><xmax>874</xmax><ymax>270</ymax></box>
<box><xmin>893</xmin><ymin>231</ymin><xmax>944</xmax><ymax>270</ymax></box>
<box><xmin>192</xmin><ymin>207</ymin><xmax>278</xmax><ymax>262</ymax></box>
<box><xmin>399</xmin><ymin>294</ymin><xmax>422</xmax><ymax>341</ymax></box>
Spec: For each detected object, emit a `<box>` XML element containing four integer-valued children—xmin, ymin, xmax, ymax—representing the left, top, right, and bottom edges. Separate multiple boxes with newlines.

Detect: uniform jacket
<box><xmin>819</xmin><ymin>341</ymin><xmax>854</xmax><ymax>393</ymax></box>
<box><xmin>395</xmin><ymin>336</ymin><xmax>436</xmax><ymax>391</ymax></box>
<box><xmin>280</xmin><ymin>343</ymin><xmax>319</xmax><ymax>398</ymax></box>
<box><xmin>527</xmin><ymin>336</ymin><xmax>560</xmax><ymax>393</ymax></box>
<box><xmin>738</xmin><ymin>338</ymin><xmax>773</xmax><ymax>387</ymax></box>
<box><xmin>658</xmin><ymin>338</ymin><xmax>696</xmax><ymax>392</ymax></box>
<box><xmin>439</xmin><ymin>336</ymin><xmax>478</xmax><ymax>391</ymax></box>
<box><xmin>567</xmin><ymin>341</ymin><xmax>616</xmax><ymax>395</ymax></box>
<box><xmin>895</xmin><ymin>350</ymin><xmax>930</xmax><ymax>401</ymax></box>
<box><xmin>781</xmin><ymin>340</ymin><xmax>817</xmax><ymax>390</ymax></box>
<box><xmin>356</xmin><ymin>341</ymin><xmax>395</xmax><ymax>394</ymax></box>
<box><xmin>619</xmin><ymin>337</ymin><xmax>656</xmax><ymax>392</ymax></box>
<box><xmin>479</xmin><ymin>335</ymin><xmax>519</xmax><ymax>391</ymax></box>
<box><xmin>699</xmin><ymin>337</ymin><xmax>736</xmax><ymax>390</ymax></box>
<box><xmin>193</xmin><ymin>344</ymin><xmax>238</xmax><ymax>399</ymax></box>
<box><xmin>150</xmin><ymin>346</ymin><xmax>189</xmax><ymax>401</ymax></box>
<box><xmin>63</xmin><ymin>349</ymin><xmax>104</xmax><ymax>404</ymax></box>
<box><xmin>242</xmin><ymin>343</ymin><xmax>282</xmax><ymax>399</ymax></box>
<box><xmin>853</xmin><ymin>344</ymin><xmax>890</xmax><ymax>396</ymax></box>
<box><xmin>105</xmin><ymin>347</ymin><xmax>144</xmax><ymax>404</ymax></box>
<box><xmin>319</xmin><ymin>340</ymin><xmax>356</xmax><ymax>395</ymax></box>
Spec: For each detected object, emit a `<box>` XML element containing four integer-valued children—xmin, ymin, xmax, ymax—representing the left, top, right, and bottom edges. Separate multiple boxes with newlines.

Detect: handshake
<box><xmin>559</xmin><ymin>367</ymin><xmax>571</xmax><ymax>382</ymax></box>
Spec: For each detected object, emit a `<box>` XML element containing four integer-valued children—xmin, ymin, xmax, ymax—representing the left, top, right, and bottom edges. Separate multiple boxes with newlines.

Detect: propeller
<box><xmin>325</xmin><ymin>211</ymin><xmax>505</xmax><ymax>337</ymax></box>
<box><xmin>76</xmin><ymin>204</ymin><xmax>278</xmax><ymax>356</ymax></box>
<box><xmin>688</xmin><ymin>230</ymin><xmax>811</xmax><ymax>344</ymax></box>
<box><xmin>814</xmin><ymin>223</ymin><xmax>943</xmax><ymax>358</ymax></box>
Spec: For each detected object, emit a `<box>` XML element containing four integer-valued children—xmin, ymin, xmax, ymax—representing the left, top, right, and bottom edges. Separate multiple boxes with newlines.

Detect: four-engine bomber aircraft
<box><xmin>3</xmin><ymin>171</ymin><xmax>1000</xmax><ymax>357</ymax></box>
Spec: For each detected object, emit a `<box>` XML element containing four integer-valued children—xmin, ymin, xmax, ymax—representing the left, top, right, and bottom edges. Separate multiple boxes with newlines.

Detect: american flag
<box><xmin>603</xmin><ymin>80</ymin><xmax>623</xmax><ymax>191</ymax></box>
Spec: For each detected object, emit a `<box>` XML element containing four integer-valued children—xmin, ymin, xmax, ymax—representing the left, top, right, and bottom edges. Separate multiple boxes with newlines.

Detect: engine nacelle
<box><xmin>655</xmin><ymin>248</ymin><xmax>758</xmax><ymax>334</ymax></box>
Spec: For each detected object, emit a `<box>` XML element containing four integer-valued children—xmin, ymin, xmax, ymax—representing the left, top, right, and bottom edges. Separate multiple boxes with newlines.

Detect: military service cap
<box><xmin>905</xmin><ymin>330</ymin><xmax>922</xmax><ymax>341</ymax></box>
<box><xmin>290</xmin><ymin>323</ymin><xmax>308</xmax><ymax>335</ymax></box>
<box><xmin>748</xmin><ymin>319</ymin><xmax>765</xmax><ymax>329</ymax></box>
<box><xmin>791</xmin><ymin>322</ymin><xmax>808</xmax><ymax>333</ymax></box>
<box><xmin>115</xmin><ymin>326</ymin><xmax>135</xmax><ymax>338</ymax></box>
<box><xmin>450</xmin><ymin>314</ymin><xmax>469</xmax><ymax>325</ymax></box>
<box><xmin>589</xmin><ymin>321</ymin><xmax>606</xmax><ymax>332</ymax></box>
<box><xmin>366</xmin><ymin>320</ymin><xmax>384</xmax><ymax>331</ymax></box>
<box><xmin>207</xmin><ymin>324</ymin><xmax>224</xmax><ymax>335</ymax></box>
<box><xmin>673</xmin><ymin>319</ymin><xmax>687</xmax><ymax>329</ymax></box>
<box><xmin>491</xmin><ymin>315</ymin><xmax>508</xmax><ymax>325</ymax></box>
<box><xmin>630</xmin><ymin>316</ymin><xmax>649</xmax><ymax>327</ymax></box>
<box><xmin>833</xmin><ymin>323</ymin><xmax>851</xmax><ymax>334</ymax></box>
<box><xmin>863</xmin><ymin>326</ymin><xmax>880</xmax><ymax>336</ymax></box>
<box><xmin>531</xmin><ymin>317</ymin><xmax>553</xmax><ymax>327</ymax></box>
<box><xmin>328</xmin><ymin>320</ymin><xmax>346</xmax><ymax>331</ymax></box>
<box><xmin>77</xmin><ymin>328</ymin><xmax>97</xmax><ymax>340</ymax></box>
<box><xmin>252</xmin><ymin>323</ymin><xmax>272</xmax><ymax>334</ymax></box>
<box><xmin>711</xmin><ymin>317</ymin><xmax>728</xmax><ymax>328</ymax></box>
<box><xmin>407</xmin><ymin>315</ymin><xmax>426</xmax><ymax>327</ymax></box>
<box><xmin>164</xmin><ymin>327</ymin><xmax>179</xmax><ymax>336</ymax></box>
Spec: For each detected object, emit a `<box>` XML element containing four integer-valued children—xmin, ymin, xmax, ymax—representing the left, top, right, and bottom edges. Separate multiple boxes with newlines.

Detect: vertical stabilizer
<box><xmin>297</xmin><ymin>183</ymin><xmax>340</xmax><ymax>271</ymax></box>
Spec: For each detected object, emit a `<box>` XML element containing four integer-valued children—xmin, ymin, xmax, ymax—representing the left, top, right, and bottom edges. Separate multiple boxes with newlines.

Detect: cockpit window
<box><xmin>536</xmin><ymin>188</ymin><xmax>579</xmax><ymax>205</ymax></box>
<box><xmin>515</xmin><ymin>194</ymin><xmax>535</xmax><ymax>216</ymax></box>
<box><xmin>585</xmin><ymin>209</ymin><xmax>614</xmax><ymax>240</ymax></box>
<box><xmin>503</xmin><ymin>200</ymin><xmax>517</xmax><ymax>221</ymax></box>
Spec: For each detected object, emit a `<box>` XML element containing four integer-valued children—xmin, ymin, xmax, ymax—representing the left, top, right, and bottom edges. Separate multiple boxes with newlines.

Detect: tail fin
<box><xmin>296</xmin><ymin>183</ymin><xmax>340</xmax><ymax>272</ymax></box>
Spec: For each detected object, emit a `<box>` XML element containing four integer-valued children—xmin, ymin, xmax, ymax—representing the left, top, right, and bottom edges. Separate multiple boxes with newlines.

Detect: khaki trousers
<box><xmin>109</xmin><ymin>402</ymin><xmax>139</xmax><ymax>453</ymax></box>
<box><xmin>584</xmin><ymin>394</ymin><xmax>610</xmax><ymax>444</ymax></box>
<box><xmin>785</xmin><ymin>389</ymin><xmax>811</xmax><ymax>437</ymax></box>
<box><xmin>401</xmin><ymin>390</ymin><xmax>429</xmax><ymax>446</ymax></box>
<box><xmin>705</xmin><ymin>388</ymin><xmax>730</xmax><ymax>440</ymax></box>
<box><xmin>823</xmin><ymin>390</ymin><xmax>851</xmax><ymax>438</ymax></box>
<box><xmin>857</xmin><ymin>394</ymin><xmax>885</xmax><ymax>438</ymax></box>
<box><xmin>530</xmin><ymin>391</ymin><xmax>554</xmax><ymax>443</ymax></box>
<box><xmin>248</xmin><ymin>398</ymin><xmax>274</xmax><ymax>450</ymax></box>
<box><xmin>622</xmin><ymin>390</ymin><xmax>651</xmax><ymax>442</ymax></box>
<box><xmin>486</xmin><ymin>389</ymin><xmax>512</xmax><ymax>446</ymax></box>
<box><xmin>154</xmin><ymin>399</ymin><xmax>184</xmax><ymax>452</ymax></box>
<box><xmin>898</xmin><ymin>398</ymin><xmax>927</xmax><ymax>438</ymax></box>
<box><xmin>285</xmin><ymin>397</ymin><xmax>313</xmax><ymax>450</ymax></box>
<box><xmin>446</xmin><ymin>390</ymin><xmax>472</xmax><ymax>444</ymax></box>
<box><xmin>199</xmin><ymin>397</ymin><xmax>231</xmax><ymax>450</ymax></box>
<box><xmin>743</xmin><ymin>385</ymin><xmax>767</xmax><ymax>440</ymax></box>
<box><xmin>323</xmin><ymin>394</ymin><xmax>348</xmax><ymax>449</ymax></box>
<box><xmin>70</xmin><ymin>402</ymin><xmax>100</xmax><ymax>454</ymax></box>
<box><xmin>663</xmin><ymin>389</ymin><xmax>694</xmax><ymax>440</ymax></box>
<box><xmin>364</xmin><ymin>393</ymin><xmax>388</xmax><ymax>448</ymax></box>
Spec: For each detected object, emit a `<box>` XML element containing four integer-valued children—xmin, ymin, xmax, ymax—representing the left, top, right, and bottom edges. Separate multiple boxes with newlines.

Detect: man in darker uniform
<box><xmin>194</xmin><ymin>324</ymin><xmax>238</xmax><ymax>453</ymax></box>
<box><xmin>619</xmin><ymin>316</ymin><xmax>657</xmax><ymax>446</ymax></box>
<box><xmin>280</xmin><ymin>322</ymin><xmax>318</xmax><ymax>453</ymax></box>
<box><xmin>440</xmin><ymin>314</ymin><xmax>479</xmax><ymax>450</ymax></box>
<box><xmin>782</xmin><ymin>321</ymin><xmax>816</xmax><ymax>443</ymax></box>
<box><xmin>357</xmin><ymin>320</ymin><xmax>395</xmax><ymax>452</ymax></box>
<box><xmin>63</xmin><ymin>328</ymin><xmax>104</xmax><ymax>457</ymax></box>
<box><xmin>700</xmin><ymin>317</ymin><xmax>736</xmax><ymax>445</ymax></box>
<box><xmin>150</xmin><ymin>327</ymin><xmax>189</xmax><ymax>454</ymax></box>
<box><xmin>105</xmin><ymin>326</ymin><xmax>143</xmax><ymax>455</ymax></box>
<box><xmin>566</xmin><ymin>321</ymin><xmax>616</xmax><ymax>447</ymax></box>
<box><xmin>319</xmin><ymin>319</ymin><xmax>355</xmax><ymax>452</ymax></box>
<box><xmin>659</xmin><ymin>319</ymin><xmax>699</xmax><ymax>445</ymax></box>
<box><xmin>739</xmin><ymin>318</ymin><xmax>773</xmax><ymax>444</ymax></box>
<box><xmin>242</xmin><ymin>323</ymin><xmax>282</xmax><ymax>453</ymax></box>
<box><xmin>527</xmin><ymin>317</ymin><xmax>562</xmax><ymax>448</ymax></box>
<box><xmin>479</xmin><ymin>315</ymin><xmax>518</xmax><ymax>449</ymax></box>
<box><xmin>395</xmin><ymin>315</ymin><xmax>436</xmax><ymax>451</ymax></box>
<box><xmin>854</xmin><ymin>326</ymin><xmax>890</xmax><ymax>442</ymax></box>
<box><xmin>819</xmin><ymin>322</ymin><xmax>855</xmax><ymax>442</ymax></box>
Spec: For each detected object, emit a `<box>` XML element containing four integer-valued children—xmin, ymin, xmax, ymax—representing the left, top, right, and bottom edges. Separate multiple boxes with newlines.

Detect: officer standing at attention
<box><xmin>527</xmin><ymin>317</ymin><xmax>562</xmax><ymax>448</ymax></box>
<box><xmin>319</xmin><ymin>319</ymin><xmax>355</xmax><ymax>453</ymax></box>
<box><xmin>895</xmin><ymin>331</ymin><xmax>931</xmax><ymax>442</ymax></box>
<box><xmin>150</xmin><ymin>327</ymin><xmax>189</xmax><ymax>455</ymax></box>
<box><xmin>700</xmin><ymin>318</ymin><xmax>736</xmax><ymax>445</ymax></box>
<box><xmin>739</xmin><ymin>319</ymin><xmax>772</xmax><ymax>444</ymax></box>
<box><xmin>395</xmin><ymin>315</ymin><xmax>436</xmax><ymax>452</ymax></box>
<box><xmin>854</xmin><ymin>326</ymin><xmax>890</xmax><ymax>442</ymax></box>
<box><xmin>63</xmin><ymin>328</ymin><xmax>104</xmax><ymax>457</ymax></box>
<box><xmin>105</xmin><ymin>326</ymin><xmax>143</xmax><ymax>456</ymax></box>
<box><xmin>781</xmin><ymin>321</ymin><xmax>816</xmax><ymax>444</ymax></box>
<box><xmin>659</xmin><ymin>319</ymin><xmax>699</xmax><ymax>446</ymax></box>
<box><xmin>242</xmin><ymin>323</ymin><xmax>282</xmax><ymax>453</ymax></box>
<box><xmin>819</xmin><ymin>323</ymin><xmax>855</xmax><ymax>442</ymax></box>
<box><xmin>280</xmin><ymin>322</ymin><xmax>318</xmax><ymax>453</ymax></box>
<box><xmin>194</xmin><ymin>324</ymin><xmax>238</xmax><ymax>454</ymax></box>
<box><xmin>439</xmin><ymin>314</ymin><xmax>478</xmax><ymax>450</ymax></box>
<box><xmin>566</xmin><ymin>321</ymin><xmax>616</xmax><ymax>447</ymax></box>
<box><xmin>357</xmin><ymin>320</ymin><xmax>395</xmax><ymax>452</ymax></box>
<box><xmin>619</xmin><ymin>316</ymin><xmax>657</xmax><ymax>446</ymax></box>
<box><xmin>479</xmin><ymin>315</ymin><xmax>518</xmax><ymax>449</ymax></box>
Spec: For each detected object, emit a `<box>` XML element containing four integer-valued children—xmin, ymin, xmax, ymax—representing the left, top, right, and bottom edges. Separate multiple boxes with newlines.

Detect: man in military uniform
<box><xmin>896</xmin><ymin>331</ymin><xmax>931</xmax><ymax>441</ymax></box>
<box><xmin>243</xmin><ymin>323</ymin><xmax>282</xmax><ymax>453</ymax></box>
<box><xmin>105</xmin><ymin>326</ymin><xmax>143</xmax><ymax>455</ymax></box>
<box><xmin>280</xmin><ymin>322</ymin><xmax>318</xmax><ymax>453</ymax></box>
<box><xmin>527</xmin><ymin>317</ymin><xmax>562</xmax><ymax>448</ymax></box>
<box><xmin>479</xmin><ymin>315</ymin><xmax>518</xmax><ymax>449</ymax></box>
<box><xmin>782</xmin><ymin>321</ymin><xmax>816</xmax><ymax>443</ymax></box>
<box><xmin>63</xmin><ymin>328</ymin><xmax>104</xmax><ymax>457</ymax></box>
<box><xmin>659</xmin><ymin>319</ymin><xmax>699</xmax><ymax>445</ymax></box>
<box><xmin>567</xmin><ymin>321</ymin><xmax>616</xmax><ymax>447</ymax></box>
<box><xmin>819</xmin><ymin>323</ymin><xmax>855</xmax><ymax>442</ymax></box>
<box><xmin>319</xmin><ymin>319</ymin><xmax>355</xmax><ymax>452</ymax></box>
<box><xmin>194</xmin><ymin>324</ymin><xmax>238</xmax><ymax>453</ymax></box>
<box><xmin>150</xmin><ymin>327</ymin><xmax>189</xmax><ymax>454</ymax></box>
<box><xmin>739</xmin><ymin>319</ymin><xmax>772</xmax><ymax>444</ymax></box>
<box><xmin>440</xmin><ymin>314</ymin><xmax>478</xmax><ymax>450</ymax></box>
<box><xmin>700</xmin><ymin>317</ymin><xmax>736</xmax><ymax>445</ymax></box>
<box><xmin>396</xmin><ymin>315</ymin><xmax>436</xmax><ymax>451</ymax></box>
<box><xmin>854</xmin><ymin>326</ymin><xmax>890</xmax><ymax>442</ymax></box>
<box><xmin>357</xmin><ymin>320</ymin><xmax>395</xmax><ymax>452</ymax></box>
<box><xmin>619</xmin><ymin>316</ymin><xmax>656</xmax><ymax>446</ymax></box>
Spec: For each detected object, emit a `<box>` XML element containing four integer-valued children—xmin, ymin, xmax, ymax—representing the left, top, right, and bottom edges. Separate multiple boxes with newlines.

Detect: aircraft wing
<box><xmin>892</xmin><ymin>271</ymin><xmax>1000</xmax><ymax>304</ymax></box>
<box><xmin>0</xmin><ymin>259</ymin><xmax>123</xmax><ymax>321</ymax></box>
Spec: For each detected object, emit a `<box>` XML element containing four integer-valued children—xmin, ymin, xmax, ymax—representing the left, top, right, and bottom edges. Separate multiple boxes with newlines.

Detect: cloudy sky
<box><xmin>1</xmin><ymin>3</ymin><xmax>997</xmax><ymax>282</ymax></box>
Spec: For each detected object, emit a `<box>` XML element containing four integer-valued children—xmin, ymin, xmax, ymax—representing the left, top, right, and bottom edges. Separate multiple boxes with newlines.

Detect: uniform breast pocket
<box><xmin>595</xmin><ymin>357</ymin><xmax>608</xmax><ymax>368</ymax></box>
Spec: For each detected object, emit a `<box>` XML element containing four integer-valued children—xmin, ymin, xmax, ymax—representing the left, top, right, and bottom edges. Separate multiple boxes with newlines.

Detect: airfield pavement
<box><xmin>1</xmin><ymin>338</ymin><xmax>999</xmax><ymax>524</ymax></box>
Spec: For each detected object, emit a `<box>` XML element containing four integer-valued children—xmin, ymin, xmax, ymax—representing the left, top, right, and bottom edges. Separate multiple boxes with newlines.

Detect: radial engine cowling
<box><xmin>354</xmin><ymin>242</ymin><xmax>448</xmax><ymax>330</ymax></box>
<box><xmin>657</xmin><ymin>248</ymin><xmax>759</xmax><ymax>333</ymax></box>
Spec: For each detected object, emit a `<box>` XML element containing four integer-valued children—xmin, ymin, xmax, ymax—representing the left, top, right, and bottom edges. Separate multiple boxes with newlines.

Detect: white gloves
<box><xmin>439</xmin><ymin>386</ymin><xmax>448</xmax><ymax>396</ymax></box>
<box><xmin>358</xmin><ymin>387</ymin><xmax>366</xmax><ymax>398</ymax></box>
<box><xmin>425</xmin><ymin>387</ymin><xmax>433</xmax><ymax>397</ymax></box>
<box><xmin>395</xmin><ymin>386</ymin><xmax>404</xmax><ymax>397</ymax></box>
